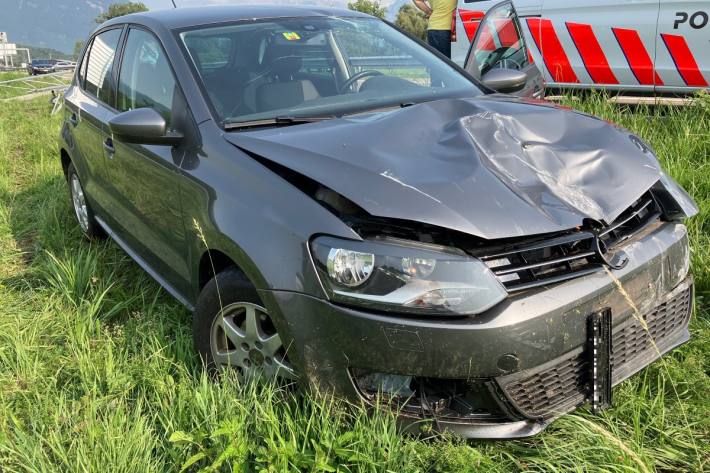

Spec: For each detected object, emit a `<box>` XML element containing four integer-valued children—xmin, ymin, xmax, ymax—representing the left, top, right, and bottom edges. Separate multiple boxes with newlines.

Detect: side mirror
<box><xmin>481</xmin><ymin>68</ymin><xmax>528</xmax><ymax>94</ymax></box>
<box><xmin>108</xmin><ymin>108</ymin><xmax>183</xmax><ymax>146</ymax></box>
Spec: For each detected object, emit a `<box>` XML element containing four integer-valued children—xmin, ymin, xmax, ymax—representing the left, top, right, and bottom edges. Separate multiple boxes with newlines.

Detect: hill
<box><xmin>18</xmin><ymin>44</ymin><xmax>74</xmax><ymax>62</ymax></box>
<box><xmin>1</xmin><ymin>1</ymin><xmax>110</xmax><ymax>55</ymax></box>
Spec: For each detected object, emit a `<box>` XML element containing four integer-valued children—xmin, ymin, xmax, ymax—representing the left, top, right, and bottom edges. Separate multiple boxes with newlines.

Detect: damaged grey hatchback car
<box><xmin>60</xmin><ymin>5</ymin><xmax>698</xmax><ymax>438</ymax></box>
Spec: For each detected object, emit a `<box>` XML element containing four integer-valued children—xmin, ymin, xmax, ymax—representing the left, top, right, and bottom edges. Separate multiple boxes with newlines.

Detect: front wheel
<box><xmin>67</xmin><ymin>162</ymin><xmax>104</xmax><ymax>240</ymax></box>
<box><xmin>193</xmin><ymin>267</ymin><xmax>297</xmax><ymax>382</ymax></box>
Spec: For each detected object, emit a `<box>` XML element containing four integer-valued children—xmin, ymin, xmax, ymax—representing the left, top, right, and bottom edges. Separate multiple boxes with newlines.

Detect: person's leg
<box><xmin>426</xmin><ymin>30</ymin><xmax>452</xmax><ymax>87</ymax></box>
<box><xmin>426</xmin><ymin>30</ymin><xmax>452</xmax><ymax>59</ymax></box>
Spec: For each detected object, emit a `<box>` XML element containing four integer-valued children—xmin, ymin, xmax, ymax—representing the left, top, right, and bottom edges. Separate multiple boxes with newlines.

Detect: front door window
<box><xmin>470</xmin><ymin>3</ymin><xmax>529</xmax><ymax>77</ymax></box>
<box><xmin>117</xmin><ymin>28</ymin><xmax>177</xmax><ymax>126</ymax></box>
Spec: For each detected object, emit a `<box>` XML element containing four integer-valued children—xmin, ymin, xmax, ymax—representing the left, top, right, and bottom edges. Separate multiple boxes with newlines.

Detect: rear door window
<box><xmin>84</xmin><ymin>28</ymin><xmax>122</xmax><ymax>105</ymax></box>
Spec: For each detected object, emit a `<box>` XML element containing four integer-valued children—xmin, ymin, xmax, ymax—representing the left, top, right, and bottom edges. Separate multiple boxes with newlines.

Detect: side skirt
<box><xmin>95</xmin><ymin>216</ymin><xmax>195</xmax><ymax>312</ymax></box>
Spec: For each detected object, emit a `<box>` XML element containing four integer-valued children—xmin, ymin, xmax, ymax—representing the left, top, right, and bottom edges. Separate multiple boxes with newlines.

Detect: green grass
<box><xmin>0</xmin><ymin>95</ymin><xmax>708</xmax><ymax>472</ymax></box>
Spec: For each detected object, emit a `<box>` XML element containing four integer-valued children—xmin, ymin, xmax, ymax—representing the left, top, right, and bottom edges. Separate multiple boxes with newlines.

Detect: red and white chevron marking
<box><xmin>458</xmin><ymin>9</ymin><xmax>708</xmax><ymax>87</ymax></box>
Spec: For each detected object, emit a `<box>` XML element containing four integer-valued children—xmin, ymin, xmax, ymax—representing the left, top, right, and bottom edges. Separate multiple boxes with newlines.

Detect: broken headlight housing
<box><xmin>311</xmin><ymin>236</ymin><xmax>507</xmax><ymax>316</ymax></box>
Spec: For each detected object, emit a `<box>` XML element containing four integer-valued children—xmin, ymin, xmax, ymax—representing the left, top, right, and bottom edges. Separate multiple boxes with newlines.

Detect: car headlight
<box><xmin>311</xmin><ymin>236</ymin><xmax>507</xmax><ymax>316</ymax></box>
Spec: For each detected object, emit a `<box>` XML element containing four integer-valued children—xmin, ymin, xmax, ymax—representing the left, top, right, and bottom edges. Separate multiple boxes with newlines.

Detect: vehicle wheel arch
<box><xmin>197</xmin><ymin>248</ymin><xmax>246</xmax><ymax>291</ymax></box>
<box><xmin>60</xmin><ymin>148</ymin><xmax>72</xmax><ymax>180</ymax></box>
<box><xmin>192</xmin><ymin>234</ymin><xmax>270</xmax><ymax>298</ymax></box>
<box><xmin>192</xmin><ymin>240</ymin><xmax>304</xmax><ymax>371</ymax></box>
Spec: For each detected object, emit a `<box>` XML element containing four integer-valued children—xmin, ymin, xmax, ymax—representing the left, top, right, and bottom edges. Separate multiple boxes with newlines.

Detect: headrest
<box><xmin>256</xmin><ymin>80</ymin><xmax>320</xmax><ymax>112</ymax></box>
<box><xmin>264</xmin><ymin>43</ymin><xmax>303</xmax><ymax>77</ymax></box>
<box><xmin>271</xmin><ymin>55</ymin><xmax>302</xmax><ymax>77</ymax></box>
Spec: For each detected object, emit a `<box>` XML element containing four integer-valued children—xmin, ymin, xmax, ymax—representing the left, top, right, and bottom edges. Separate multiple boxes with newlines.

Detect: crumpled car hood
<box><xmin>224</xmin><ymin>96</ymin><xmax>664</xmax><ymax>239</ymax></box>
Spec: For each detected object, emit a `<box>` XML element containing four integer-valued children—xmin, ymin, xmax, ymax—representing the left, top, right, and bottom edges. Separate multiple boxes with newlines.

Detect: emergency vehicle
<box><xmin>454</xmin><ymin>0</ymin><xmax>709</xmax><ymax>94</ymax></box>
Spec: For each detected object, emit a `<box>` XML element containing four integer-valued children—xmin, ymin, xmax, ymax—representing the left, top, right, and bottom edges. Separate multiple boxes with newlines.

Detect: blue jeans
<box><xmin>427</xmin><ymin>30</ymin><xmax>452</xmax><ymax>59</ymax></box>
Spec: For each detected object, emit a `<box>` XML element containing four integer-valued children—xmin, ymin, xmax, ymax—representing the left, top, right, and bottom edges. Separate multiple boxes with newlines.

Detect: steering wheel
<box><xmin>481</xmin><ymin>47</ymin><xmax>523</xmax><ymax>75</ymax></box>
<box><xmin>338</xmin><ymin>70</ymin><xmax>384</xmax><ymax>93</ymax></box>
<box><xmin>480</xmin><ymin>47</ymin><xmax>508</xmax><ymax>75</ymax></box>
<box><xmin>500</xmin><ymin>56</ymin><xmax>523</xmax><ymax>71</ymax></box>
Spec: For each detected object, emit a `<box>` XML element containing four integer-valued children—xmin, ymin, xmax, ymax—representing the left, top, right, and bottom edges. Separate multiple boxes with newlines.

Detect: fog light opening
<box><xmin>351</xmin><ymin>369</ymin><xmax>508</xmax><ymax>421</ymax></box>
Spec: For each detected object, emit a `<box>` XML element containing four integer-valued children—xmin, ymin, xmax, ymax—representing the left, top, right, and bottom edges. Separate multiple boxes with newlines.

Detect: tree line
<box><xmin>348</xmin><ymin>0</ymin><xmax>428</xmax><ymax>40</ymax></box>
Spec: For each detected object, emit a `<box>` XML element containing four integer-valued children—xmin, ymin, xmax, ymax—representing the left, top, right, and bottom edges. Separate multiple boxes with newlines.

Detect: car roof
<box><xmin>102</xmin><ymin>5</ymin><xmax>372</xmax><ymax>30</ymax></box>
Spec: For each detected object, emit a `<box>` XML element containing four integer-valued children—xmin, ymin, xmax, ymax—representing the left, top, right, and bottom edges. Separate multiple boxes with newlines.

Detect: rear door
<box><xmin>464</xmin><ymin>1</ymin><xmax>544</xmax><ymax>97</ymax></box>
<box><xmin>655</xmin><ymin>0</ymin><xmax>709</xmax><ymax>91</ymax></box>
<box><xmin>63</xmin><ymin>27</ymin><xmax>123</xmax><ymax>216</ymax></box>
<box><xmin>539</xmin><ymin>0</ymin><xmax>661</xmax><ymax>91</ymax></box>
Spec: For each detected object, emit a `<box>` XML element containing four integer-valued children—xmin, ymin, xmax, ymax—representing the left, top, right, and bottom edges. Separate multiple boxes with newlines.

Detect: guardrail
<box><xmin>0</xmin><ymin>70</ymin><xmax>73</xmax><ymax>100</ymax></box>
<box><xmin>349</xmin><ymin>56</ymin><xmax>421</xmax><ymax>68</ymax></box>
<box><xmin>300</xmin><ymin>55</ymin><xmax>422</xmax><ymax>72</ymax></box>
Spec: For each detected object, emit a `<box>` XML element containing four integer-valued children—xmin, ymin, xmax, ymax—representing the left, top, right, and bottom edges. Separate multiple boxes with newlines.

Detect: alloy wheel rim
<box><xmin>209</xmin><ymin>302</ymin><xmax>296</xmax><ymax>381</ymax></box>
<box><xmin>70</xmin><ymin>174</ymin><xmax>89</xmax><ymax>232</ymax></box>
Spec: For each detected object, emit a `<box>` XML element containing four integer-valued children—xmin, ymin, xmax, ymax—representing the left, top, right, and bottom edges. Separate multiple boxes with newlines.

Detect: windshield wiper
<box><xmin>224</xmin><ymin>115</ymin><xmax>336</xmax><ymax>130</ymax></box>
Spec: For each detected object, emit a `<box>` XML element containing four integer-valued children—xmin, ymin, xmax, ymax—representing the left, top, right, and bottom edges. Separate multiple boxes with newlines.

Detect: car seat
<box><xmin>254</xmin><ymin>44</ymin><xmax>321</xmax><ymax>113</ymax></box>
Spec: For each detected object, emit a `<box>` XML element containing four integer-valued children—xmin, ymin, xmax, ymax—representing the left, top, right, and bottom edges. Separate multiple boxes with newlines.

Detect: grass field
<box><xmin>0</xmin><ymin>95</ymin><xmax>707</xmax><ymax>472</ymax></box>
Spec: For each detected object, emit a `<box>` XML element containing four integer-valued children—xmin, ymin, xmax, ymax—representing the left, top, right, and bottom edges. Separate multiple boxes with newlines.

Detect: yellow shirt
<box><xmin>427</xmin><ymin>0</ymin><xmax>457</xmax><ymax>31</ymax></box>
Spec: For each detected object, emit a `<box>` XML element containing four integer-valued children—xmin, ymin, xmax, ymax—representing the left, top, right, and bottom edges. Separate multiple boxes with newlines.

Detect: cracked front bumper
<box><xmin>261</xmin><ymin>221</ymin><xmax>693</xmax><ymax>438</ymax></box>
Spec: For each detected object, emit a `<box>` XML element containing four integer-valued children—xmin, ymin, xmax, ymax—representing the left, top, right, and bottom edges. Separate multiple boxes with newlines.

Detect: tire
<box><xmin>67</xmin><ymin>162</ymin><xmax>104</xmax><ymax>240</ymax></box>
<box><xmin>193</xmin><ymin>267</ymin><xmax>297</xmax><ymax>381</ymax></box>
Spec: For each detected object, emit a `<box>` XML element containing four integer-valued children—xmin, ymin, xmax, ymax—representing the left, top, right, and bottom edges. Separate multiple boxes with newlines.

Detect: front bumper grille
<box><xmin>480</xmin><ymin>192</ymin><xmax>661</xmax><ymax>292</ymax></box>
<box><xmin>500</xmin><ymin>284</ymin><xmax>693</xmax><ymax>419</ymax></box>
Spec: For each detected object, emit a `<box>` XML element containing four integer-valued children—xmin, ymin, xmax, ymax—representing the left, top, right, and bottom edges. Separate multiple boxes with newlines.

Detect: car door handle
<box><xmin>69</xmin><ymin>113</ymin><xmax>78</xmax><ymax>126</ymax></box>
<box><xmin>103</xmin><ymin>138</ymin><xmax>115</xmax><ymax>155</ymax></box>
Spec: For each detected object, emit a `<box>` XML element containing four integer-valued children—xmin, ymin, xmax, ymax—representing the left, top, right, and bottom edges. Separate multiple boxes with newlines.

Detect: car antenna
<box><xmin>171</xmin><ymin>0</ymin><xmax>177</xmax><ymax>7</ymax></box>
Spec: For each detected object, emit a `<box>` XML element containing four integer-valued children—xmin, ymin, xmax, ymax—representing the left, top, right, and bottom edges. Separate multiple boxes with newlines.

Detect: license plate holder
<box><xmin>588</xmin><ymin>308</ymin><xmax>612</xmax><ymax>413</ymax></box>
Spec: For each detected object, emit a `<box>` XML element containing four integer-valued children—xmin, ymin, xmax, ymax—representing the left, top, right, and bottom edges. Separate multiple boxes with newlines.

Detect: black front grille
<box><xmin>503</xmin><ymin>352</ymin><xmax>589</xmax><ymax>420</ymax></box>
<box><xmin>611</xmin><ymin>287</ymin><xmax>693</xmax><ymax>374</ymax></box>
<box><xmin>500</xmin><ymin>285</ymin><xmax>692</xmax><ymax>419</ymax></box>
<box><xmin>480</xmin><ymin>193</ymin><xmax>661</xmax><ymax>292</ymax></box>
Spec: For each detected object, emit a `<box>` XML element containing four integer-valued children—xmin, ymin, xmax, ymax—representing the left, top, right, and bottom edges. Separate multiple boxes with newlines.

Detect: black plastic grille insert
<box><xmin>501</xmin><ymin>286</ymin><xmax>692</xmax><ymax>419</ymax></box>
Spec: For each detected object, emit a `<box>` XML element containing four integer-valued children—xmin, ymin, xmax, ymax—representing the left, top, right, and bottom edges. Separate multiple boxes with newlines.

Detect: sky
<box><xmin>143</xmin><ymin>0</ymin><xmax>400</xmax><ymax>10</ymax></box>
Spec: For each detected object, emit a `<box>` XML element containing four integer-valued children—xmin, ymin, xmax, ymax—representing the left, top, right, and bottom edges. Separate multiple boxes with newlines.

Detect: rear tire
<box><xmin>193</xmin><ymin>267</ymin><xmax>296</xmax><ymax>381</ymax></box>
<box><xmin>67</xmin><ymin>162</ymin><xmax>104</xmax><ymax>240</ymax></box>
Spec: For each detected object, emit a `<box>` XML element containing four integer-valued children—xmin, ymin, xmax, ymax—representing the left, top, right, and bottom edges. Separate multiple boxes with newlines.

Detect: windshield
<box><xmin>180</xmin><ymin>17</ymin><xmax>482</xmax><ymax>126</ymax></box>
